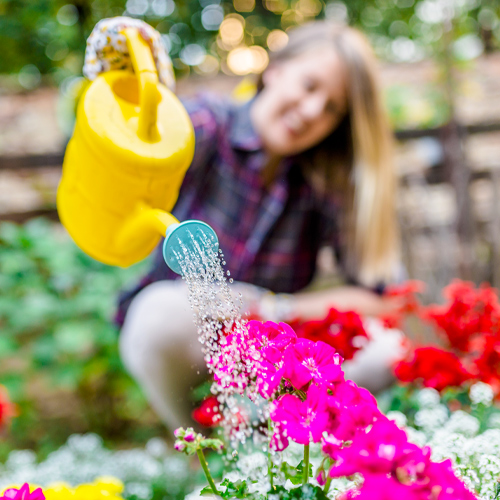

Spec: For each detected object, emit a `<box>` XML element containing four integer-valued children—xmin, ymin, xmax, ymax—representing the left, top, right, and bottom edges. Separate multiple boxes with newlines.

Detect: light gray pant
<box><xmin>119</xmin><ymin>281</ymin><xmax>404</xmax><ymax>432</ymax></box>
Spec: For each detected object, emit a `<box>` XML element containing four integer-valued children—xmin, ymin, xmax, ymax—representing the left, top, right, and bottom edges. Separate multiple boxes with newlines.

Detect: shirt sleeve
<box><xmin>180</xmin><ymin>93</ymin><xmax>228</xmax><ymax>185</ymax></box>
<box><xmin>318</xmin><ymin>194</ymin><xmax>386</xmax><ymax>294</ymax></box>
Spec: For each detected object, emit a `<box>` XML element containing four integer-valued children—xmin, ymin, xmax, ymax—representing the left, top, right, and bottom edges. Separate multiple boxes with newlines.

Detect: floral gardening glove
<box><xmin>83</xmin><ymin>16</ymin><xmax>175</xmax><ymax>90</ymax></box>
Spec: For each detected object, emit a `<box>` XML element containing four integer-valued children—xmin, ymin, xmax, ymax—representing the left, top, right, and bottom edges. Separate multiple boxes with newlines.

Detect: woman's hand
<box><xmin>291</xmin><ymin>286</ymin><xmax>404</xmax><ymax>320</ymax></box>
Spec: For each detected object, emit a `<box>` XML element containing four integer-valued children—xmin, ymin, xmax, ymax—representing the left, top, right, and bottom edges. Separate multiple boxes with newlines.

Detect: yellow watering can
<box><xmin>58</xmin><ymin>28</ymin><xmax>218</xmax><ymax>274</ymax></box>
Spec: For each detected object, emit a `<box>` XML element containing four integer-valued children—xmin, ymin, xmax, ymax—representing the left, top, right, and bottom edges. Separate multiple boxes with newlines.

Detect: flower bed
<box><xmin>0</xmin><ymin>434</ymin><xmax>193</xmax><ymax>500</ymax></box>
<box><xmin>4</xmin><ymin>279</ymin><xmax>500</xmax><ymax>499</ymax></box>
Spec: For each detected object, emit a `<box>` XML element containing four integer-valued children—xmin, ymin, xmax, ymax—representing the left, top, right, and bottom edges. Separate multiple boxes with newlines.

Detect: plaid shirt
<box><xmin>116</xmin><ymin>93</ymin><xmax>344</xmax><ymax>325</ymax></box>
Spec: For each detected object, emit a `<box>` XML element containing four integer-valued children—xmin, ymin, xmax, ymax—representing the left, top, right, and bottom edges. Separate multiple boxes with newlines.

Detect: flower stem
<box><xmin>268</xmin><ymin>419</ymin><xmax>274</xmax><ymax>490</ymax></box>
<box><xmin>196</xmin><ymin>448</ymin><xmax>220</xmax><ymax>497</ymax></box>
<box><xmin>323</xmin><ymin>476</ymin><xmax>332</xmax><ymax>494</ymax></box>
<box><xmin>302</xmin><ymin>444</ymin><xmax>310</xmax><ymax>485</ymax></box>
<box><xmin>323</xmin><ymin>459</ymin><xmax>333</xmax><ymax>494</ymax></box>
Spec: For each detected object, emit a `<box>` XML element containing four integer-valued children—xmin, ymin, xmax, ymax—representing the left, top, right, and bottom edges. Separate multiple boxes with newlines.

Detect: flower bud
<box><xmin>184</xmin><ymin>429</ymin><xmax>197</xmax><ymax>442</ymax></box>
<box><xmin>174</xmin><ymin>440</ymin><xmax>186</xmax><ymax>452</ymax></box>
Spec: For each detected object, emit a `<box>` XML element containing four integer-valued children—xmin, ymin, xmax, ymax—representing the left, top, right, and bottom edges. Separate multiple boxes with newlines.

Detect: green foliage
<box><xmin>280</xmin><ymin>460</ymin><xmax>313</xmax><ymax>485</ymax></box>
<box><xmin>379</xmin><ymin>382</ymin><xmax>500</xmax><ymax>433</ymax></box>
<box><xmin>200</xmin><ymin>480</ymin><xmax>328</xmax><ymax>500</ymax></box>
<box><xmin>378</xmin><ymin>384</ymin><xmax>421</xmax><ymax>426</ymax></box>
<box><xmin>385</xmin><ymin>84</ymin><xmax>449</xmax><ymax>130</ymax></box>
<box><xmin>0</xmin><ymin>218</ymin><xmax>160</xmax><ymax>457</ymax></box>
<box><xmin>201</xmin><ymin>478</ymin><xmax>250</xmax><ymax>498</ymax></box>
<box><xmin>2</xmin><ymin>0</ymin><xmax>499</xmax><ymax>88</ymax></box>
<box><xmin>268</xmin><ymin>484</ymin><xmax>328</xmax><ymax>500</ymax></box>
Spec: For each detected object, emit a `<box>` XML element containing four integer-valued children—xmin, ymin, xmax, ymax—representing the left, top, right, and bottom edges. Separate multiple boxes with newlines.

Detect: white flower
<box><xmin>414</xmin><ymin>404</ymin><xmax>449</xmax><ymax>433</ymax></box>
<box><xmin>416</xmin><ymin>388</ymin><xmax>441</xmax><ymax>408</ymax></box>
<box><xmin>469</xmin><ymin>382</ymin><xmax>494</xmax><ymax>406</ymax></box>
<box><xmin>469</xmin><ymin>430</ymin><xmax>500</xmax><ymax>459</ymax></box>
<box><xmin>427</xmin><ymin>430</ymin><xmax>469</xmax><ymax>463</ymax></box>
<box><xmin>405</xmin><ymin>427</ymin><xmax>427</xmax><ymax>447</ymax></box>
<box><xmin>444</xmin><ymin>410</ymin><xmax>480</xmax><ymax>437</ymax></box>
<box><xmin>488</xmin><ymin>412</ymin><xmax>500</xmax><ymax>428</ymax></box>
<box><xmin>387</xmin><ymin>411</ymin><xmax>407</xmax><ymax>428</ymax></box>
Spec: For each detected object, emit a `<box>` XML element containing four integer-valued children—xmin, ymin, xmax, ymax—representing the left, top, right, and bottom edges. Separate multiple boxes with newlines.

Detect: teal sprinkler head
<box><xmin>163</xmin><ymin>220</ymin><xmax>219</xmax><ymax>275</ymax></box>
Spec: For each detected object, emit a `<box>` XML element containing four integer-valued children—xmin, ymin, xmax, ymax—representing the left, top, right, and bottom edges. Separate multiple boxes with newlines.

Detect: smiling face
<box><xmin>250</xmin><ymin>45</ymin><xmax>349</xmax><ymax>157</ymax></box>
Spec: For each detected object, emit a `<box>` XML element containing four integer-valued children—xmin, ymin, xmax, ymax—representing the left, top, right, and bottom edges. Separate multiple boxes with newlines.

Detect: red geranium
<box><xmin>380</xmin><ymin>280</ymin><xmax>425</xmax><ymax>329</ymax></box>
<box><xmin>474</xmin><ymin>336</ymin><xmax>500</xmax><ymax>391</ymax></box>
<box><xmin>0</xmin><ymin>386</ymin><xmax>16</xmax><ymax>431</ymax></box>
<box><xmin>192</xmin><ymin>396</ymin><xmax>222</xmax><ymax>427</ymax></box>
<box><xmin>289</xmin><ymin>307</ymin><xmax>369</xmax><ymax>361</ymax></box>
<box><xmin>425</xmin><ymin>280</ymin><xmax>500</xmax><ymax>352</ymax></box>
<box><xmin>394</xmin><ymin>346</ymin><xmax>472</xmax><ymax>392</ymax></box>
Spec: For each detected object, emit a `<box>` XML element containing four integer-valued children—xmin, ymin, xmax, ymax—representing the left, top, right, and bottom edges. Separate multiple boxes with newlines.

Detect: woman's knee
<box><xmin>119</xmin><ymin>281</ymin><xmax>199</xmax><ymax>376</ymax></box>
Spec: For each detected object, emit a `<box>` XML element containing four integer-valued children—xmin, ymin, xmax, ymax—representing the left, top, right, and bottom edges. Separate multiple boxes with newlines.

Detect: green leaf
<box><xmin>218</xmin><ymin>478</ymin><xmax>249</xmax><ymax>499</ymax></box>
<box><xmin>267</xmin><ymin>484</ymin><xmax>328</xmax><ymax>500</ymax></box>
<box><xmin>199</xmin><ymin>486</ymin><xmax>215</xmax><ymax>496</ymax></box>
<box><xmin>190</xmin><ymin>380</ymin><xmax>214</xmax><ymax>402</ymax></box>
<box><xmin>280</xmin><ymin>460</ymin><xmax>312</xmax><ymax>485</ymax></box>
<box><xmin>33</xmin><ymin>336</ymin><xmax>57</xmax><ymax>366</ymax></box>
<box><xmin>53</xmin><ymin>322</ymin><xmax>94</xmax><ymax>354</ymax></box>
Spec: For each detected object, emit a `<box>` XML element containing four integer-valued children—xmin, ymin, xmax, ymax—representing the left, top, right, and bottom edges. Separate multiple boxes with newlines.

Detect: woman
<box><xmin>118</xmin><ymin>21</ymin><xmax>404</xmax><ymax>432</ymax></box>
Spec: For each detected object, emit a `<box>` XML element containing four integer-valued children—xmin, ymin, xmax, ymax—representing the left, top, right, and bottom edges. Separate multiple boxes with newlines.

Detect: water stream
<box><xmin>172</xmin><ymin>231</ymin><xmax>266</xmax><ymax>446</ymax></box>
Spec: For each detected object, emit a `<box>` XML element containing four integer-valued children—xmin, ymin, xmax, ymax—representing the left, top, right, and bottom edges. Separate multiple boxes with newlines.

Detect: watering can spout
<box><xmin>163</xmin><ymin>221</ymin><xmax>219</xmax><ymax>275</ymax></box>
<box><xmin>116</xmin><ymin>204</ymin><xmax>219</xmax><ymax>275</ymax></box>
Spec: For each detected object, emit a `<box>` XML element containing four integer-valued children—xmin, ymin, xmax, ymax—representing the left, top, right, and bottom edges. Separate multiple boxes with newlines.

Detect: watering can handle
<box><xmin>123</xmin><ymin>27</ymin><xmax>161</xmax><ymax>142</ymax></box>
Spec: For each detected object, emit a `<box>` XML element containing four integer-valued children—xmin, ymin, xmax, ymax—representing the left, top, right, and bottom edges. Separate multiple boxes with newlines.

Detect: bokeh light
<box><xmin>227</xmin><ymin>45</ymin><xmax>269</xmax><ymax>75</ymax></box>
<box><xmin>201</xmin><ymin>5</ymin><xmax>225</xmax><ymax>31</ymax></box>
<box><xmin>264</xmin><ymin>0</ymin><xmax>287</xmax><ymax>14</ymax></box>
<box><xmin>281</xmin><ymin>9</ymin><xmax>304</xmax><ymax>30</ymax></box>
<box><xmin>295</xmin><ymin>0</ymin><xmax>322</xmax><ymax>17</ymax></box>
<box><xmin>324</xmin><ymin>1</ymin><xmax>348</xmax><ymax>23</ymax></box>
<box><xmin>233</xmin><ymin>0</ymin><xmax>255</xmax><ymax>12</ymax></box>
<box><xmin>219</xmin><ymin>15</ymin><xmax>245</xmax><ymax>47</ymax></box>
<box><xmin>195</xmin><ymin>54</ymin><xmax>220</xmax><ymax>75</ymax></box>
<box><xmin>18</xmin><ymin>64</ymin><xmax>41</xmax><ymax>90</ymax></box>
<box><xmin>180</xmin><ymin>44</ymin><xmax>207</xmax><ymax>66</ymax></box>
<box><xmin>266</xmin><ymin>29</ymin><xmax>288</xmax><ymax>51</ymax></box>
<box><xmin>56</xmin><ymin>4</ymin><xmax>79</xmax><ymax>26</ymax></box>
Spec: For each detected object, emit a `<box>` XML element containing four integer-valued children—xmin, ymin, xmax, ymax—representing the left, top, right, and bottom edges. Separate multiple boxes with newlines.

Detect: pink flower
<box><xmin>270</xmin><ymin>421</ymin><xmax>289</xmax><ymax>451</ymax></box>
<box><xmin>321</xmin><ymin>433</ymin><xmax>343</xmax><ymax>458</ymax></box>
<box><xmin>256</xmin><ymin>359</ymin><xmax>285</xmax><ymax>399</ymax></box>
<box><xmin>283</xmin><ymin>339</ymin><xmax>343</xmax><ymax>390</ymax></box>
<box><xmin>420</xmin><ymin>459</ymin><xmax>478</xmax><ymax>500</ymax></box>
<box><xmin>0</xmin><ymin>484</ymin><xmax>44</xmax><ymax>500</ymax></box>
<box><xmin>270</xmin><ymin>384</ymin><xmax>330</xmax><ymax>446</ymax></box>
<box><xmin>247</xmin><ymin>320</ymin><xmax>297</xmax><ymax>349</ymax></box>
<box><xmin>340</xmin><ymin>474</ymin><xmax>424</xmax><ymax>500</ymax></box>
<box><xmin>326</xmin><ymin>381</ymin><xmax>381</xmax><ymax>441</ymax></box>
<box><xmin>252</xmin><ymin>321</ymin><xmax>298</xmax><ymax>399</ymax></box>
<box><xmin>329</xmin><ymin>417</ymin><xmax>424</xmax><ymax>477</ymax></box>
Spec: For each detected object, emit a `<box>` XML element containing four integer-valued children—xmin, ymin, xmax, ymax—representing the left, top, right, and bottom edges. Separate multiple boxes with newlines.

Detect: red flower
<box><xmin>475</xmin><ymin>336</ymin><xmax>500</xmax><ymax>391</ymax></box>
<box><xmin>192</xmin><ymin>396</ymin><xmax>222</xmax><ymax>427</ymax></box>
<box><xmin>394</xmin><ymin>346</ymin><xmax>472</xmax><ymax>392</ymax></box>
<box><xmin>380</xmin><ymin>280</ymin><xmax>425</xmax><ymax>329</ymax></box>
<box><xmin>290</xmin><ymin>308</ymin><xmax>369</xmax><ymax>361</ymax></box>
<box><xmin>0</xmin><ymin>386</ymin><xmax>16</xmax><ymax>431</ymax></box>
<box><xmin>425</xmin><ymin>280</ymin><xmax>500</xmax><ymax>352</ymax></box>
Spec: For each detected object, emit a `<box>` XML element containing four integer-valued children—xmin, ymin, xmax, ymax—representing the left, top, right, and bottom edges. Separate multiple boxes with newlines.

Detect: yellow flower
<box><xmin>44</xmin><ymin>477</ymin><xmax>124</xmax><ymax>500</ymax></box>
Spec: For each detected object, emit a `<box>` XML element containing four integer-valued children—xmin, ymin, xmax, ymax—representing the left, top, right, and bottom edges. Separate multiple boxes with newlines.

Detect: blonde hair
<box><xmin>260</xmin><ymin>21</ymin><xmax>399</xmax><ymax>285</ymax></box>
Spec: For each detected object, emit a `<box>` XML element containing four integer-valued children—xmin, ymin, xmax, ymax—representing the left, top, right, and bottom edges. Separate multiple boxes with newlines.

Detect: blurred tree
<box><xmin>1</xmin><ymin>0</ymin><xmax>499</xmax><ymax>87</ymax></box>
